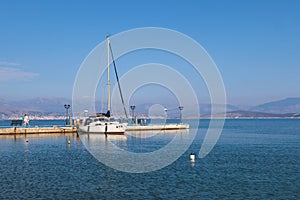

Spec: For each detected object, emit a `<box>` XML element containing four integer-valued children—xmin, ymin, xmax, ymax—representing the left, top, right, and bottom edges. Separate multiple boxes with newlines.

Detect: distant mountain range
<box><xmin>1</xmin><ymin>97</ymin><xmax>300</xmax><ymax>119</ymax></box>
<box><xmin>0</xmin><ymin>97</ymin><xmax>71</xmax><ymax>119</ymax></box>
<box><xmin>202</xmin><ymin>97</ymin><xmax>300</xmax><ymax>118</ymax></box>
<box><xmin>205</xmin><ymin>110</ymin><xmax>300</xmax><ymax>118</ymax></box>
<box><xmin>249</xmin><ymin>97</ymin><xmax>300</xmax><ymax>114</ymax></box>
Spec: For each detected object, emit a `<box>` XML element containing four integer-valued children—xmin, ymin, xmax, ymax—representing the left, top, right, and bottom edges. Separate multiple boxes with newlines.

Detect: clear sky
<box><xmin>0</xmin><ymin>0</ymin><xmax>299</xmax><ymax>106</ymax></box>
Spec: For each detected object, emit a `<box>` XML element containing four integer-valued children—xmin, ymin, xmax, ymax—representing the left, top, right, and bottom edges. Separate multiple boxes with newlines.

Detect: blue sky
<box><xmin>0</xmin><ymin>0</ymin><xmax>299</xmax><ymax>106</ymax></box>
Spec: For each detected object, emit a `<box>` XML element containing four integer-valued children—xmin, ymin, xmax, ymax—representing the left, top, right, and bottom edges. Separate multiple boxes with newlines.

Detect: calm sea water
<box><xmin>0</xmin><ymin>119</ymin><xmax>299</xmax><ymax>199</ymax></box>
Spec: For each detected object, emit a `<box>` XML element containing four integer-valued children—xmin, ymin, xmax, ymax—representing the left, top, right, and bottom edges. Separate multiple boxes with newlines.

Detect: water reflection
<box><xmin>78</xmin><ymin>129</ymin><xmax>195</xmax><ymax>173</ymax></box>
<box><xmin>0</xmin><ymin>133</ymin><xmax>77</xmax><ymax>140</ymax></box>
<box><xmin>79</xmin><ymin>132</ymin><xmax>128</xmax><ymax>152</ymax></box>
<box><xmin>79</xmin><ymin>132</ymin><xmax>127</xmax><ymax>142</ymax></box>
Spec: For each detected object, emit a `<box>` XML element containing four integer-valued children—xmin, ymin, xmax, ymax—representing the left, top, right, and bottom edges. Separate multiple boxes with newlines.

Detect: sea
<box><xmin>0</xmin><ymin>119</ymin><xmax>299</xmax><ymax>199</ymax></box>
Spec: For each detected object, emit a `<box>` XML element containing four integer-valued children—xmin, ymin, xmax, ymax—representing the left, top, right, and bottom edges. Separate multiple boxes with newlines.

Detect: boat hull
<box><xmin>78</xmin><ymin>122</ymin><xmax>127</xmax><ymax>134</ymax></box>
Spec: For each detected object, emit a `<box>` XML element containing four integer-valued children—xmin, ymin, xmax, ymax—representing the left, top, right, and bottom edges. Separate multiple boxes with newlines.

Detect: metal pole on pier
<box><xmin>64</xmin><ymin>104</ymin><xmax>70</xmax><ymax>125</ymax></box>
<box><xmin>130</xmin><ymin>105</ymin><xmax>136</xmax><ymax>124</ymax></box>
<box><xmin>179</xmin><ymin>106</ymin><xmax>183</xmax><ymax>124</ymax></box>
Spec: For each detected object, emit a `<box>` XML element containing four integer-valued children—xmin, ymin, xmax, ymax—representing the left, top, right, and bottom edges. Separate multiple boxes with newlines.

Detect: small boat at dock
<box><xmin>78</xmin><ymin>114</ymin><xmax>127</xmax><ymax>134</ymax></box>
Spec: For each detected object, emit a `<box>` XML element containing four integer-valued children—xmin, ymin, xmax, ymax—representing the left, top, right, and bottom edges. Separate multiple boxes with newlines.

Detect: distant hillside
<box><xmin>226</xmin><ymin>110</ymin><xmax>300</xmax><ymax>118</ymax></box>
<box><xmin>125</xmin><ymin>103</ymin><xmax>238</xmax><ymax>118</ymax></box>
<box><xmin>199</xmin><ymin>104</ymin><xmax>239</xmax><ymax>115</ymax></box>
<box><xmin>204</xmin><ymin>110</ymin><xmax>300</xmax><ymax>118</ymax></box>
<box><xmin>1</xmin><ymin>97</ymin><xmax>300</xmax><ymax>119</ymax></box>
<box><xmin>251</xmin><ymin>98</ymin><xmax>300</xmax><ymax>114</ymax></box>
<box><xmin>0</xmin><ymin>97</ymin><xmax>71</xmax><ymax>119</ymax></box>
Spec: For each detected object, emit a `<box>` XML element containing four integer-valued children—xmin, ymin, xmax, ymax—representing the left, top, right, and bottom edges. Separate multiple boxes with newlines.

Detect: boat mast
<box><xmin>108</xmin><ymin>38</ymin><xmax>129</xmax><ymax>119</ymax></box>
<box><xmin>106</xmin><ymin>36</ymin><xmax>111</xmax><ymax>117</ymax></box>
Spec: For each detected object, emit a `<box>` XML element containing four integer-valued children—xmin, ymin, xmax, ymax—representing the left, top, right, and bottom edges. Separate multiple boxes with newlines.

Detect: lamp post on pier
<box><xmin>164</xmin><ymin>108</ymin><xmax>168</xmax><ymax>119</ymax></box>
<box><xmin>64</xmin><ymin>104</ymin><xmax>70</xmax><ymax>125</ymax></box>
<box><xmin>179</xmin><ymin>106</ymin><xmax>183</xmax><ymax>124</ymax></box>
<box><xmin>130</xmin><ymin>105</ymin><xmax>135</xmax><ymax>124</ymax></box>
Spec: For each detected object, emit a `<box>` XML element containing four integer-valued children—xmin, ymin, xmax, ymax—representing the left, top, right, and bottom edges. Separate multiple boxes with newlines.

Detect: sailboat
<box><xmin>78</xmin><ymin>36</ymin><xmax>127</xmax><ymax>134</ymax></box>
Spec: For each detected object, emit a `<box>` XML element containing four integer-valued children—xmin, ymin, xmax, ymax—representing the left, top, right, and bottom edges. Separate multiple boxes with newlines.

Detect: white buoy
<box><xmin>190</xmin><ymin>153</ymin><xmax>195</xmax><ymax>163</ymax></box>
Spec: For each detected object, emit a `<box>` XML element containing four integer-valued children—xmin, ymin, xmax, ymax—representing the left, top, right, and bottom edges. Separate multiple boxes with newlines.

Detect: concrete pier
<box><xmin>126</xmin><ymin>123</ymin><xmax>189</xmax><ymax>131</ymax></box>
<box><xmin>0</xmin><ymin>123</ymin><xmax>189</xmax><ymax>135</ymax></box>
<box><xmin>0</xmin><ymin>126</ymin><xmax>77</xmax><ymax>135</ymax></box>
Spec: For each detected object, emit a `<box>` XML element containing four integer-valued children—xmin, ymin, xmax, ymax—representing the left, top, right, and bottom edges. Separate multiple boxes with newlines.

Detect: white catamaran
<box><xmin>78</xmin><ymin>36</ymin><xmax>127</xmax><ymax>134</ymax></box>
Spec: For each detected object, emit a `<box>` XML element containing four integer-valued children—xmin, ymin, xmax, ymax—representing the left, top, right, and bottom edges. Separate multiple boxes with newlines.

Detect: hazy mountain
<box><xmin>1</xmin><ymin>97</ymin><xmax>300</xmax><ymax>119</ymax></box>
<box><xmin>123</xmin><ymin>103</ymin><xmax>239</xmax><ymax>118</ymax></box>
<box><xmin>199</xmin><ymin>104</ymin><xmax>239</xmax><ymax>115</ymax></box>
<box><xmin>21</xmin><ymin>97</ymin><xmax>72</xmax><ymax>112</ymax></box>
<box><xmin>0</xmin><ymin>97</ymin><xmax>71</xmax><ymax>119</ymax></box>
<box><xmin>251</xmin><ymin>98</ymin><xmax>300</xmax><ymax>114</ymax></box>
<box><xmin>223</xmin><ymin>111</ymin><xmax>299</xmax><ymax>118</ymax></box>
